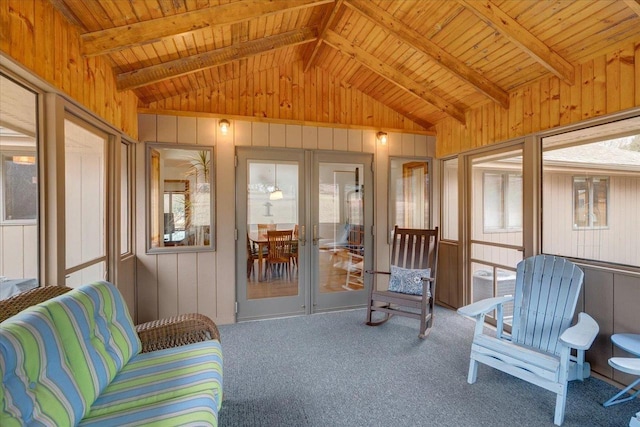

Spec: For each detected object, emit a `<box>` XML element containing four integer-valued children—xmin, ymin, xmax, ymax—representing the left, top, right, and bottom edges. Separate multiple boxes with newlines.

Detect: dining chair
<box><xmin>266</xmin><ymin>230</ymin><xmax>293</xmax><ymax>280</ymax></box>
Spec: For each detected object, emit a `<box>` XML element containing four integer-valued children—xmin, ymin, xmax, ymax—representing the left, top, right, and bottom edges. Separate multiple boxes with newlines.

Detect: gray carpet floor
<box><xmin>218</xmin><ymin>306</ymin><xmax>637</xmax><ymax>426</ymax></box>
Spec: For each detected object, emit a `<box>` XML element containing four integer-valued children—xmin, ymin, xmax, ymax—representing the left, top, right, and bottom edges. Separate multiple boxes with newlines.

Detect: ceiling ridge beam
<box><xmin>345</xmin><ymin>0</ymin><xmax>509</xmax><ymax>109</ymax></box>
<box><xmin>303</xmin><ymin>0</ymin><xmax>344</xmax><ymax>73</ymax></box>
<box><xmin>323</xmin><ymin>30</ymin><xmax>466</xmax><ymax>124</ymax></box>
<box><xmin>118</xmin><ymin>28</ymin><xmax>318</xmax><ymax>91</ymax></box>
<box><xmin>80</xmin><ymin>0</ymin><xmax>332</xmax><ymax>57</ymax></box>
<box><xmin>459</xmin><ymin>0</ymin><xmax>575</xmax><ymax>85</ymax></box>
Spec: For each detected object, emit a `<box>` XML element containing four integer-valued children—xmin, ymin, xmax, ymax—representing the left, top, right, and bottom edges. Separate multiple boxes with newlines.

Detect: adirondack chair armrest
<box><xmin>559</xmin><ymin>312</ymin><xmax>599</xmax><ymax>350</ymax></box>
<box><xmin>457</xmin><ymin>295</ymin><xmax>514</xmax><ymax>318</ymax></box>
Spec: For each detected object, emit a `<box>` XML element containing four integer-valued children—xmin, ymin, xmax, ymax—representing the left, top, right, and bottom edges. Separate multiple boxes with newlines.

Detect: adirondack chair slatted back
<box><xmin>512</xmin><ymin>255</ymin><xmax>584</xmax><ymax>356</ymax></box>
<box><xmin>390</xmin><ymin>227</ymin><xmax>437</xmax><ymax>272</ymax></box>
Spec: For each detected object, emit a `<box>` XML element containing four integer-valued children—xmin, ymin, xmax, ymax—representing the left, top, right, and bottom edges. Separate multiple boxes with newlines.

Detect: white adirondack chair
<box><xmin>458</xmin><ymin>255</ymin><xmax>599</xmax><ymax>426</ymax></box>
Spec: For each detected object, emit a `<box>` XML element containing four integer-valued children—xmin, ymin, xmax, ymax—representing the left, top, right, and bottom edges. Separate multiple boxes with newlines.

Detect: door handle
<box><xmin>313</xmin><ymin>225</ymin><xmax>319</xmax><ymax>246</ymax></box>
<box><xmin>299</xmin><ymin>225</ymin><xmax>306</xmax><ymax>246</ymax></box>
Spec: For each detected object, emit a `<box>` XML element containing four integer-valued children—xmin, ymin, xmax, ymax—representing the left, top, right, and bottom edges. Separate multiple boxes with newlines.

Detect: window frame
<box><xmin>145</xmin><ymin>142</ymin><xmax>216</xmax><ymax>253</ymax></box>
<box><xmin>572</xmin><ymin>175</ymin><xmax>609</xmax><ymax>230</ymax></box>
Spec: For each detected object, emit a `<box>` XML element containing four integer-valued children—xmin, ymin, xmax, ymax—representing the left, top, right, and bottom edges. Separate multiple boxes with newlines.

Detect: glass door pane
<box><xmin>64</xmin><ymin>116</ymin><xmax>108</xmax><ymax>286</ymax></box>
<box><xmin>469</xmin><ymin>147</ymin><xmax>524</xmax><ymax>325</ymax></box>
<box><xmin>236</xmin><ymin>148</ymin><xmax>305</xmax><ymax>321</ymax></box>
<box><xmin>313</xmin><ymin>152</ymin><xmax>372</xmax><ymax>312</ymax></box>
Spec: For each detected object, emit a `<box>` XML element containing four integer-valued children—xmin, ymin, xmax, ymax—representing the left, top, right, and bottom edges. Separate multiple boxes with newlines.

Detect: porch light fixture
<box><xmin>377</xmin><ymin>131</ymin><xmax>388</xmax><ymax>145</ymax></box>
<box><xmin>12</xmin><ymin>155</ymin><xmax>36</xmax><ymax>165</ymax></box>
<box><xmin>269</xmin><ymin>163</ymin><xmax>283</xmax><ymax>200</ymax></box>
<box><xmin>219</xmin><ymin>119</ymin><xmax>230</xmax><ymax>135</ymax></box>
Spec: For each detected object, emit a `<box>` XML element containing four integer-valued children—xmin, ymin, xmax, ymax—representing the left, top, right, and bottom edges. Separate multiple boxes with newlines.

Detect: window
<box><xmin>542</xmin><ymin>116</ymin><xmax>640</xmax><ymax>267</ymax></box>
<box><xmin>2</xmin><ymin>152</ymin><xmax>37</xmax><ymax>222</ymax></box>
<box><xmin>441</xmin><ymin>158</ymin><xmax>458</xmax><ymax>240</ymax></box>
<box><xmin>389</xmin><ymin>158</ymin><xmax>430</xmax><ymax>239</ymax></box>
<box><xmin>120</xmin><ymin>141</ymin><xmax>132</xmax><ymax>255</ymax></box>
<box><xmin>0</xmin><ymin>74</ymin><xmax>39</xmax><ymax>296</ymax></box>
<box><xmin>147</xmin><ymin>143</ymin><xmax>215</xmax><ymax>252</ymax></box>
<box><xmin>573</xmin><ymin>177</ymin><xmax>608</xmax><ymax>228</ymax></box>
<box><xmin>483</xmin><ymin>172</ymin><xmax>522</xmax><ymax>232</ymax></box>
<box><xmin>64</xmin><ymin>116</ymin><xmax>108</xmax><ymax>287</ymax></box>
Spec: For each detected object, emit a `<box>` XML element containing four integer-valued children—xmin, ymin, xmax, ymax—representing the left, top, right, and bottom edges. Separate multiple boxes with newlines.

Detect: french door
<box><xmin>236</xmin><ymin>148</ymin><xmax>372</xmax><ymax>320</ymax></box>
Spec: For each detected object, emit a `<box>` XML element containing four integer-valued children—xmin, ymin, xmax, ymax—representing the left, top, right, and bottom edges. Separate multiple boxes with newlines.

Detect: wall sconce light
<box><xmin>219</xmin><ymin>119</ymin><xmax>230</xmax><ymax>135</ymax></box>
<box><xmin>12</xmin><ymin>155</ymin><xmax>36</xmax><ymax>165</ymax></box>
<box><xmin>377</xmin><ymin>131</ymin><xmax>388</xmax><ymax>145</ymax></box>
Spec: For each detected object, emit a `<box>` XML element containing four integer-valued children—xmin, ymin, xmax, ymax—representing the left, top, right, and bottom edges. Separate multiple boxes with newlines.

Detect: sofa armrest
<box><xmin>135</xmin><ymin>313</ymin><xmax>221</xmax><ymax>353</ymax></box>
<box><xmin>0</xmin><ymin>285</ymin><xmax>72</xmax><ymax>323</ymax></box>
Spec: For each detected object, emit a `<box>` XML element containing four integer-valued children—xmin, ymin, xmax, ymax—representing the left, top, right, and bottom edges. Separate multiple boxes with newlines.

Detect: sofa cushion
<box><xmin>86</xmin><ymin>340</ymin><xmax>223</xmax><ymax>418</ymax></box>
<box><xmin>78</xmin><ymin>389</ymin><xmax>219</xmax><ymax>427</ymax></box>
<box><xmin>0</xmin><ymin>306</ymin><xmax>86</xmax><ymax>426</ymax></box>
<box><xmin>43</xmin><ymin>282</ymin><xmax>141</xmax><ymax>409</ymax></box>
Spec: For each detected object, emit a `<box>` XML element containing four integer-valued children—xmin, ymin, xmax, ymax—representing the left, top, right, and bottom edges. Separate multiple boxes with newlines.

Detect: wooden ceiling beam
<box><xmin>345</xmin><ymin>0</ymin><xmax>509</xmax><ymax>109</ymax></box>
<box><xmin>80</xmin><ymin>0</ymin><xmax>332</xmax><ymax>57</ymax></box>
<box><xmin>459</xmin><ymin>0</ymin><xmax>574</xmax><ymax>85</ymax></box>
<box><xmin>323</xmin><ymin>30</ymin><xmax>466</xmax><ymax>124</ymax></box>
<box><xmin>303</xmin><ymin>0</ymin><xmax>344</xmax><ymax>73</ymax></box>
<box><xmin>623</xmin><ymin>0</ymin><xmax>640</xmax><ymax>17</ymax></box>
<box><xmin>117</xmin><ymin>28</ymin><xmax>318</xmax><ymax>90</ymax></box>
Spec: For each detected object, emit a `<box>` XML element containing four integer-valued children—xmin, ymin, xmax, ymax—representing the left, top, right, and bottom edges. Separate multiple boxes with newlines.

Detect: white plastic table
<box><xmin>604</xmin><ymin>333</ymin><xmax>640</xmax><ymax>407</ymax></box>
<box><xmin>0</xmin><ymin>278</ymin><xmax>38</xmax><ymax>300</ymax></box>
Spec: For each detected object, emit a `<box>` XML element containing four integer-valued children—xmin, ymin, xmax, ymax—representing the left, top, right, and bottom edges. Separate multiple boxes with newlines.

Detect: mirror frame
<box><xmin>145</xmin><ymin>142</ymin><xmax>215</xmax><ymax>253</ymax></box>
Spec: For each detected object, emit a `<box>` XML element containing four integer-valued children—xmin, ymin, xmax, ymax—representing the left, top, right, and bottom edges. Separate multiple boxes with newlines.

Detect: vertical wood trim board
<box><xmin>143</xmin><ymin>61</ymin><xmax>427</xmax><ymax>133</ymax></box>
<box><xmin>435</xmin><ymin>41</ymin><xmax>640</xmax><ymax>158</ymax></box>
<box><xmin>0</xmin><ymin>0</ymin><xmax>139</xmax><ymax>139</ymax></box>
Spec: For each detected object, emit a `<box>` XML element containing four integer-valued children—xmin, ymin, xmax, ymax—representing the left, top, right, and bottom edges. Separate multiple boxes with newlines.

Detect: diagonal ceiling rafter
<box><xmin>459</xmin><ymin>0</ymin><xmax>575</xmax><ymax>85</ymax></box>
<box><xmin>117</xmin><ymin>27</ymin><xmax>318</xmax><ymax>90</ymax></box>
<box><xmin>323</xmin><ymin>30</ymin><xmax>466</xmax><ymax>124</ymax></box>
<box><xmin>303</xmin><ymin>0</ymin><xmax>344</xmax><ymax>73</ymax></box>
<box><xmin>80</xmin><ymin>0</ymin><xmax>332</xmax><ymax>57</ymax></box>
<box><xmin>344</xmin><ymin>0</ymin><xmax>509</xmax><ymax>109</ymax></box>
<box><xmin>623</xmin><ymin>0</ymin><xmax>640</xmax><ymax>17</ymax></box>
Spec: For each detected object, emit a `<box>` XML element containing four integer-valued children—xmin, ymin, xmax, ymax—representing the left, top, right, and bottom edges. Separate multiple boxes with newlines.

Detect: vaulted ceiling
<box><xmin>50</xmin><ymin>0</ymin><xmax>640</xmax><ymax>132</ymax></box>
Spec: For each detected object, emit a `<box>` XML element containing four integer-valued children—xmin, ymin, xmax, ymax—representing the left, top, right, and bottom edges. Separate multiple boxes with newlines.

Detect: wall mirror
<box><xmin>146</xmin><ymin>143</ymin><xmax>215</xmax><ymax>252</ymax></box>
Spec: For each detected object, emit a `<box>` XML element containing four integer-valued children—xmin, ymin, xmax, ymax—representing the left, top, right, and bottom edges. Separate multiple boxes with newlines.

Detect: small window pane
<box><xmin>389</xmin><ymin>158</ymin><xmax>430</xmax><ymax>237</ymax></box>
<box><xmin>441</xmin><ymin>158</ymin><xmax>458</xmax><ymax>240</ymax></box>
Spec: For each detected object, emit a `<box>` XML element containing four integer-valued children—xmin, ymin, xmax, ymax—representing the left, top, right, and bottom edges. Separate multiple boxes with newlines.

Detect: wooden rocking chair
<box><xmin>365</xmin><ymin>226</ymin><xmax>439</xmax><ymax>339</ymax></box>
<box><xmin>458</xmin><ymin>255</ymin><xmax>599</xmax><ymax>426</ymax></box>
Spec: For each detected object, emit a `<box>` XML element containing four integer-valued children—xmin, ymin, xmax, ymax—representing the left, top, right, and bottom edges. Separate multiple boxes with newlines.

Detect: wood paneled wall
<box><xmin>0</xmin><ymin>0</ymin><xmax>139</xmax><ymax>139</ymax></box>
<box><xmin>142</xmin><ymin>61</ymin><xmax>428</xmax><ymax>133</ymax></box>
<box><xmin>0</xmin><ymin>224</ymin><xmax>37</xmax><ymax>279</ymax></box>
<box><xmin>435</xmin><ymin>41</ymin><xmax>640</xmax><ymax>157</ymax></box>
<box><xmin>137</xmin><ymin>113</ymin><xmax>435</xmax><ymax>325</ymax></box>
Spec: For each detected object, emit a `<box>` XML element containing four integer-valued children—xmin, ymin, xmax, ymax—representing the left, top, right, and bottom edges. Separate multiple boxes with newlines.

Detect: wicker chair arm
<box><xmin>135</xmin><ymin>313</ymin><xmax>221</xmax><ymax>353</ymax></box>
<box><xmin>0</xmin><ymin>286</ymin><xmax>72</xmax><ymax>323</ymax></box>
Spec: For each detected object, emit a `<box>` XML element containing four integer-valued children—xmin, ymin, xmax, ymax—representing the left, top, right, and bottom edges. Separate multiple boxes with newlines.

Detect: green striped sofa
<box><xmin>0</xmin><ymin>281</ymin><xmax>223</xmax><ymax>426</ymax></box>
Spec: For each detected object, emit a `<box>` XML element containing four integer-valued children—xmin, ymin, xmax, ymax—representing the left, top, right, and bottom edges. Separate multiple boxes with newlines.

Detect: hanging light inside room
<box><xmin>270</xmin><ymin>163</ymin><xmax>283</xmax><ymax>200</ymax></box>
<box><xmin>12</xmin><ymin>155</ymin><xmax>36</xmax><ymax>165</ymax></box>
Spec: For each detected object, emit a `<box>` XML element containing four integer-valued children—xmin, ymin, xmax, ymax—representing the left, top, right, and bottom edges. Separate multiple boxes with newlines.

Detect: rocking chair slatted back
<box><xmin>512</xmin><ymin>255</ymin><xmax>584</xmax><ymax>356</ymax></box>
<box><xmin>391</xmin><ymin>227</ymin><xmax>437</xmax><ymax>271</ymax></box>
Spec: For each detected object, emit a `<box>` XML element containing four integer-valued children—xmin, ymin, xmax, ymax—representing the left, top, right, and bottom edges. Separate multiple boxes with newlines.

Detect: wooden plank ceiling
<box><xmin>50</xmin><ymin>0</ymin><xmax>640</xmax><ymax>133</ymax></box>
